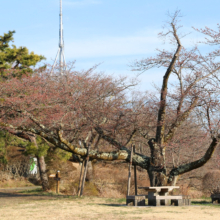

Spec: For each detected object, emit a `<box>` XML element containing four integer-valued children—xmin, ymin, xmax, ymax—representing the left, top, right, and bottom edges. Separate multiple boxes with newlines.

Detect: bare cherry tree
<box><xmin>1</xmin><ymin>11</ymin><xmax>220</xmax><ymax>187</ymax></box>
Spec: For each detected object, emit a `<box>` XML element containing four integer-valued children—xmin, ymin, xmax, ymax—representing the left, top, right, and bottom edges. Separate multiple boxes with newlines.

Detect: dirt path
<box><xmin>0</xmin><ymin>188</ymin><xmax>219</xmax><ymax>220</ymax></box>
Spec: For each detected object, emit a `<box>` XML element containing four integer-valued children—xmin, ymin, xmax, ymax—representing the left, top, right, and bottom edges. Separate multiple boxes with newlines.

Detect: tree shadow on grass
<box><xmin>0</xmin><ymin>191</ymin><xmax>75</xmax><ymax>200</ymax></box>
<box><xmin>192</xmin><ymin>201</ymin><xmax>210</xmax><ymax>204</ymax></box>
<box><xmin>98</xmin><ymin>204</ymin><xmax>127</xmax><ymax>207</ymax></box>
<box><xmin>191</xmin><ymin>201</ymin><xmax>220</xmax><ymax>206</ymax></box>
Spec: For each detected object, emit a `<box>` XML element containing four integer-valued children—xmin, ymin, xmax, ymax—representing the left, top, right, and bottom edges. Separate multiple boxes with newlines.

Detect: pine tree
<box><xmin>0</xmin><ymin>30</ymin><xmax>45</xmax><ymax>79</ymax></box>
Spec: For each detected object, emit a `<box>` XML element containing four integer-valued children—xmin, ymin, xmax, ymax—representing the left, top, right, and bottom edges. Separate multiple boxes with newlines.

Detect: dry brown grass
<box><xmin>0</xmin><ymin>178</ymin><xmax>33</xmax><ymax>189</ymax></box>
<box><xmin>0</xmin><ymin>189</ymin><xmax>220</xmax><ymax>220</ymax></box>
<box><xmin>46</xmin><ymin>161</ymin><xmax>151</xmax><ymax>198</ymax></box>
<box><xmin>46</xmin><ymin>161</ymin><xmax>208</xmax><ymax>199</ymax></box>
<box><xmin>93</xmin><ymin>162</ymin><xmax>150</xmax><ymax>198</ymax></box>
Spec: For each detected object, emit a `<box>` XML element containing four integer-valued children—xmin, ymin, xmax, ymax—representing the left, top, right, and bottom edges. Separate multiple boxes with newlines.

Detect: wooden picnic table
<box><xmin>138</xmin><ymin>186</ymin><xmax>179</xmax><ymax>194</ymax></box>
<box><xmin>138</xmin><ymin>186</ymin><xmax>182</xmax><ymax>206</ymax></box>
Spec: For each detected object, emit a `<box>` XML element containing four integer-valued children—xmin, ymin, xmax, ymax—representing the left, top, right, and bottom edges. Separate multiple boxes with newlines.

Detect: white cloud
<box><xmin>32</xmin><ymin>26</ymin><xmax>206</xmax><ymax>68</ymax></box>
<box><xmin>65</xmin><ymin>31</ymin><xmax>162</xmax><ymax>59</ymax></box>
<box><xmin>63</xmin><ymin>0</ymin><xmax>101</xmax><ymax>7</ymax></box>
<box><xmin>62</xmin><ymin>27</ymin><xmax>205</xmax><ymax>59</ymax></box>
<box><xmin>31</xmin><ymin>28</ymin><xmax>161</xmax><ymax>60</ymax></box>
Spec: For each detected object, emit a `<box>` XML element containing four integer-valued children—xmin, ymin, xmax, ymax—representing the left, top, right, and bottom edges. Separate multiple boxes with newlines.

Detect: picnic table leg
<box><xmin>148</xmin><ymin>192</ymin><xmax>170</xmax><ymax>206</ymax></box>
<box><xmin>161</xmin><ymin>198</ymin><xmax>170</xmax><ymax>205</ymax></box>
<box><xmin>148</xmin><ymin>192</ymin><xmax>159</xmax><ymax>206</ymax></box>
<box><xmin>160</xmin><ymin>192</ymin><xmax>170</xmax><ymax>206</ymax></box>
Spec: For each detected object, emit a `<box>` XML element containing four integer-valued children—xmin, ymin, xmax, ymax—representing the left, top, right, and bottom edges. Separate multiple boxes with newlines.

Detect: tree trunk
<box><xmin>27</xmin><ymin>133</ymin><xmax>50</xmax><ymax>191</ymax></box>
<box><xmin>147</xmin><ymin>138</ymin><xmax>167</xmax><ymax>186</ymax></box>
<box><xmin>86</xmin><ymin>161</ymin><xmax>93</xmax><ymax>182</ymax></box>
<box><xmin>37</xmin><ymin>155</ymin><xmax>50</xmax><ymax>191</ymax></box>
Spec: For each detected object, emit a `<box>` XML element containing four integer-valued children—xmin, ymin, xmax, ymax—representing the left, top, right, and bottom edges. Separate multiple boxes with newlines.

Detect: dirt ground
<box><xmin>0</xmin><ymin>188</ymin><xmax>220</xmax><ymax>220</ymax></box>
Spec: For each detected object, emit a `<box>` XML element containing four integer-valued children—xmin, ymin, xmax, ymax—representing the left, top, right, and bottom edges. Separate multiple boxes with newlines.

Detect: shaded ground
<box><xmin>0</xmin><ymin>186</ymin><xmax>41</xmax><ymax>192</ymax></box>
<box><xmin>0</xmin><ymin>188</ymin><xmax>220</xmax><ymax>220</ymax></box>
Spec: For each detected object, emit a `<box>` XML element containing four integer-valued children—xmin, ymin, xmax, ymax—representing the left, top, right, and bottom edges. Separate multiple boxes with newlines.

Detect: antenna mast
<box><xmin>51</xmin><ymin>0</ymin><xmax>66</xmax><ymax>75</ymax></box>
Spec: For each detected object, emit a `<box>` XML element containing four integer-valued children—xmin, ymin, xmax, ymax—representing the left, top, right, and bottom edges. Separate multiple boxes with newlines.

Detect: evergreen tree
<box><xmin>0</xmin><ymin>31</ymin><xmax>49</xmax><ymax>190</ymax></box>
<box><xmin>0</xmin><ymin>30</ymin><xmax>45</xmax><ymax>79</ymax></box>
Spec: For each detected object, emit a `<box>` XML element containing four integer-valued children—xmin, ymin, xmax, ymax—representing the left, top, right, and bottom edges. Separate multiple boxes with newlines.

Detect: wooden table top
<box><xmin>138</xmin><ymin>186</ymin><xmax>179</xmax><ymax>192</ymax></box>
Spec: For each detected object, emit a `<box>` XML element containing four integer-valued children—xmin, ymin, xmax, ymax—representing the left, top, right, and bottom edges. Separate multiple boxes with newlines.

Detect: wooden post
<box><xmin>77</xmin><ymin>160</ymin><xmax>85</xmax><ymax>196</ymax></box>
<box><xmin>133</xmin><ymin>145</ymin><xmax>138</xmax><ymax>195</ymax></box>
<box><xmin>56</xmin><ymin>170</ymin><xmax>60</xmax><ymax>194</ymax></box>
<box><xmin>80</xmin><ymin>143</ymin><xmax>91</xmax><ymax>196</ymax></box>
<box><xmin>127</xmin><ymin>145</ymin><xmax>133</xmax><ymax>196</ymax></box>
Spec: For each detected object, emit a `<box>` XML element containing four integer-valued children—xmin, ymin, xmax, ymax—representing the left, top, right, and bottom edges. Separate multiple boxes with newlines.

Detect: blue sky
<box><xmin>1</xmin><ymin>0</ymin><xmax>220</xmax><ymax>91</ymax></box>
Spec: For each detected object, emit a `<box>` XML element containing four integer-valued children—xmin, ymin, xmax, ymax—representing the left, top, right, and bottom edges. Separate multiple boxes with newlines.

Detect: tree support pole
<box><xmin>133</xmin><ymin>145</ymin><xmax>137</xmax><ymax>195</ymax></box>
<box><xmin>56</xmin><ymin>170</ymin><xmax>61</xmax><ymax>194</ymax></box>
<box><xmin>80</xmin><ymin>143</ymin><xmax>91</xmax><ymax>196</ymax></box>
<box><xmin>127</xmin><ymin>145</ymin><xmax>133</xmax><ymax>196</ymax></box>
<box><xmin>77</xmin><ymin>160</ymin><xmax>85</xmax><ymax>196</ymax></box>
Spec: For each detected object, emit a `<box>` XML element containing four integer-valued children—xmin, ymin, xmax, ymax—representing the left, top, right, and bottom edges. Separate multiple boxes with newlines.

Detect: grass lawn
<box><xmin>0</xmin><ymin>188</ymin><xmax>219</xmax><ymax>220</ymax></box>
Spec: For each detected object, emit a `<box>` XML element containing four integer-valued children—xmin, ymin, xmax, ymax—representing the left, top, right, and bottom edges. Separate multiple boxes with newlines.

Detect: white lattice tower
<box><xmin>51</xmin><ymin>0</ymin><xmax>66</xmax><ymax>75</ymax></box>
